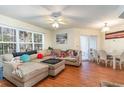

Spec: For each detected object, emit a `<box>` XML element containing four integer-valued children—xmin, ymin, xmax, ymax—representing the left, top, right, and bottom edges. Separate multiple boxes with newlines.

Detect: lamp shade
<box><xmin>101</xmin><ymin>23</ymin><xmax>110</xmax><ymax>32</ymax></box>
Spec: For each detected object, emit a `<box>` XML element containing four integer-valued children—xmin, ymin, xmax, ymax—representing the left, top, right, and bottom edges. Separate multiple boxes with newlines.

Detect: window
<box><xmin>3</xmin><ymin>43</ymin><xmax>16</xmax><ymax>54</ymax></box>
<box><xmin>0</xmin><ymin>27</ymin><xmax>16</xmax><ymax>54</ymax></box>
<box><xmin>0</xmin><ymin>27</ymin><xmax>2</xmax><ymax>41</ymax></box>
<box><xmin>0</xmin><ymin>43</ymin><xmax>2</xmax><ymax>54</ymax></box>
<box><xmin>34</xmin><ymin>33</ymin><xmax>43</xmax><ymax>50</ymax></box>
<box><xmin>19</xmin><ymin>31</ymin><xmax>32</xmax><ymax>42</ymax></box>
<box><xmin>19</xmin><ymin>30</ymin><xmax>33</xmax><ymax>52</ymax></box>
<box><xmin>0</xmin><ymin>25</ymin><xmax>44</xmax><ymax>55</ymax></box>
<box><xmin>3</xmin><ymin>27</ymin><xmax>16</xmax><ymax>42</ymax></box>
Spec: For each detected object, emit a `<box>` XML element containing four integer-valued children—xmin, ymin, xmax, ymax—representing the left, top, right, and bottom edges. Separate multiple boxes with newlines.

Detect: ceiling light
<box><xmin>52</xmin><ymin>22</ymin><xmax>59</xmax><ymax>28</ymax></box>
<box><xmin>101</xmin><ymin>23</ymin><xmax>110</xmax><ymax>32</ymax></box>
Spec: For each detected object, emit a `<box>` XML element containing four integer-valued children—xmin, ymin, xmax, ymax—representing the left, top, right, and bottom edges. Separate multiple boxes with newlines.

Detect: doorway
<box><xmin>80</xmin><ymin>35</ymin><xmax>97</xmax><ymax>61</ymax></box>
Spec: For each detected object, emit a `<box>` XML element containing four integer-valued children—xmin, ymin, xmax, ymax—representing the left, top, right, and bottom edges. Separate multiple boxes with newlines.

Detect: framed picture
<box><xmin>56</xmin><ymin>33</ymin><xmax>67</xmax><ymax>44</ymax></box>
<box><xmin>105</xmin><ymin>31</ymin><xmax>124</xmax><ymax>39</ymax></box>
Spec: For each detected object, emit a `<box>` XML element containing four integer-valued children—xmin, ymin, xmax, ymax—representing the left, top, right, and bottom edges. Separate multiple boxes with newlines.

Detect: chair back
<box><xmin>89</xmin><ymin>49</ymin><xmax>98</xmax><ymax>59</ymax></box>
<box><xmin>120</xmin><ymin>52</ymin><xmax>124</xmax><ymax>62</ymax></box>
<box><xmin>94</xmin><ymin>49</ymin><xmax>99</xmax><ymax>58</ymax></box>
<box><xmin>98</xmin><ymin>50</ymin><xmax>107</xmax><ymax>60</ymax></box>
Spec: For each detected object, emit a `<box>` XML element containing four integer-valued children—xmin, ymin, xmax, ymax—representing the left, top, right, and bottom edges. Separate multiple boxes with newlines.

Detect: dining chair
<box><xmin>116</xmin><ymin>52</ymin><xmax>124</xmax><ymax>70</ymax></box>
<box><xmin>89</xmin><ymin>49</ymin><xmax>99</xmax><ymax>63</ymax></box>
<box><xmin>89</xmin><ymin>48</ymin><xmax>94</xmax><ymax>62</ymax></box>
<box><xmin>93</xmin><ymin>49</ymin><xmax>99</xmax><ymax>64</ymax></box>
<box><xmin>98</xmin><ymin>50</ymin><xmax>112</xmax><ymax>67</ymax></box>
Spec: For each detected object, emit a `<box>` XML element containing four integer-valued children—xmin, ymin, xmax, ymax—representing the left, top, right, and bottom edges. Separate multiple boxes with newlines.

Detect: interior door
<box><xmin>80</xmin><ymin>35</ymin><xmax>97</xmax><ymax>61</ymax></box>
<box><xmin>80</xmin><ymin>36</ymin><xmax>89</xmax><ymax>60</ymax></box>
<box><xmin>88</xmin><ymin>36</ymin><xmax>97</xmax><ymax>58</ymax></box>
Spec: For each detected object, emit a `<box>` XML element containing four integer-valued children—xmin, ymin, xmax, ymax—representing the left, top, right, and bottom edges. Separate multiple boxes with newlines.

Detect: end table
<box><xmin>0</xmin><ymin>63</ymin><xmax>3</xmax><ymax>80</ymax></box>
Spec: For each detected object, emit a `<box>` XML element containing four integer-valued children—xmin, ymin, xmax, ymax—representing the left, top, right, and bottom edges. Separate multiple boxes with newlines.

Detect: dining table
<box><xmin>108</xmin><ymin>54</ymin><xmax>120</xmax><ymax>70</ymax></box>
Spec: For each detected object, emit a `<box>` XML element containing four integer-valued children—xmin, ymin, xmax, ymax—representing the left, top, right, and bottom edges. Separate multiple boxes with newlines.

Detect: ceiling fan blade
<box><xmin>58</xmin><ymin>18</ymin><xmax>63</xmax><ymax>22</ymax></box>
<box><xmin>23</xmin><ymin>15</ymin><xmax>49</xmax><ymax>19</ymax></box>
<box><xmin>40</xmin><ymin>6</ymin><xmax>53</xmax><ymax>11</ymax></box>
<box><xmin>47</xmin><ymin>17</ymin><xmax>55</xmax><ymax>21</ymax></box>
<box><xmin>59</xmin><ymin>21</ymin><xmax>67</xmax><ymax>25</ymax></box>
<box><xmin>62</xmin><ymin>14</ymin><xmax>89</xmax><ymax>25</ymax></box>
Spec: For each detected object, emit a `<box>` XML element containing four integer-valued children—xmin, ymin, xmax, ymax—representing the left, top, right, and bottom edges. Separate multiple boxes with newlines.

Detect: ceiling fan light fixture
<box><xmin>101</xmin><ymin>23</ymin><xmax>110</xmax><ymax>32</ymax></box>
<box><xmin>52</xmin><ymin>22</ymin><xmax>59</xmax><ymax>28</ymax></box>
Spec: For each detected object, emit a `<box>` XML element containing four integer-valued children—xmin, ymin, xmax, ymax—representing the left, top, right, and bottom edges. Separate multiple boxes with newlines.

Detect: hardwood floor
<box><xmin>1</xmin><ymin>62</ymin><xmax>124</xmax><ymax>87</ymax></box>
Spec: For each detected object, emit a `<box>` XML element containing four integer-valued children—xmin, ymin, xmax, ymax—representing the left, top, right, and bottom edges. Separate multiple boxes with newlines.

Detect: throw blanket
<box><xmin>12</xmin><ymin>63</ymin><xmax>23</xmax><ymax>78</ymax></box>
<box><xmin>12</xmin><ymin>62</ymin><xmax>48</xmax><ymax>78</ymax></box>
<box><xmin>12</xmin><ymin>68</ymin><xmax>23</xmax><ymax>78</ymax></box>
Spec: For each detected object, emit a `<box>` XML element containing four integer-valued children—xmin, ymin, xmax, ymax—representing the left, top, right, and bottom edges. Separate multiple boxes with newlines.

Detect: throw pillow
<box><xmin>20</xmin><ymin>54</ymin><xmax>30</xmax><ymax>62</ymax></box>
<box><xmin>37</xmin><ymin>53</ymin><xmax>43</xmax><ymax>59</ymax></box>
<box><xmin>73</xmin><ymin>50</ymin><xmax>78</xmax><ymax>56</ymax></box>
<box><xmin>68</xmin><ymin>50</ymin><xmax>73</xmax><ymax>57</ymax></box>
<box><xmin>60</xmin><ymin>51</ymin><xmax>67</xmax><ymax>57</ymax></box>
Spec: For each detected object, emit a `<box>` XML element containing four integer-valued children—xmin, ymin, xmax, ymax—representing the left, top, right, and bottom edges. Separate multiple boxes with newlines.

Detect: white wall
<box><xmin>105</xmin><ymin>38</ymin><xmax>124</xmax><ymax>54</ymax></box>
<box><xmin>101</xmin><ymin>31</ymin><xmax>124</xmax><ymax>55</ymax></box>
<box><xmin>0</xmin><ymin>14</ymin><xmax>52</xmax><ymax>49</ymax></box>
<box><xmin>52</xmin><ymin>28</ymin><xmax>102</xmax><ymax>50</ymax></box>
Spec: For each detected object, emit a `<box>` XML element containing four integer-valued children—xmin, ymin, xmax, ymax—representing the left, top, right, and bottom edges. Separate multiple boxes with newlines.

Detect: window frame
<box><xmin>0</xmin><ymin>24</ymin><xmax>44</xmax><ymax>54</ymax></box>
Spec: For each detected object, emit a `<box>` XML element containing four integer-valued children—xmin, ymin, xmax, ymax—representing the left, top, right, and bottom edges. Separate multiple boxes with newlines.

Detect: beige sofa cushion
<box><xmin>38</xmin><ymin>50</ymin><xmax>51</xmax><ymax>57</ymax></box>
<box><xmin>59</xmin><ymin>57</ymin><xmax>77</xmax><ymax>62</ymax></box>
<box><xmin>31</xmin><ymin>56</ymin><xmax>53</xmax><ymax>63</ymax></box>
<box><xmin>53</xmin><ymin>49</ymin><xmax>61</xmax><ymax>56</ymax></box>
<box><xmin>30</xmin><ymin>54</ymin><xmax>37</xmax><ymax>60</ymax></box>
<box><xmin>3</xmin><ymin>54</ymin><xmax>14</xmax><ymax>61</ymax></box>
<box><xmin>45</xmin><ymin>50</ymin><xmax>51</xmax><ymax>56</ymax></box>
<box><xmin>12</xmin><ymin>62</ymin><xmax>48</xmax><ymax>82</ymax></box>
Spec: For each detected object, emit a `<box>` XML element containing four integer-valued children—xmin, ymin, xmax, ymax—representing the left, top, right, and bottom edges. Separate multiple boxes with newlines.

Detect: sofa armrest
<box><xmin>3</xmin><ymin>62</ymin><xmax>14</xmax><ymax>77</ymax></box>
<box><xmin>76</xmin><ymin>51</ymin><xmax>82</xmax><ymax>63</ymax></box>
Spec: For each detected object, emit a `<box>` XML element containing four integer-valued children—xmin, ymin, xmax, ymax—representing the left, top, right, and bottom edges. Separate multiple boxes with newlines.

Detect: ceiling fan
<box><xmin>47</xmin><ymin>12</ymin><xmax>67</xmax><ymax>28</ymax></box>
<box><xmin>27</xmin><ymin>6</ymin><xmax>84</xmax><ymax>29</ymax></box>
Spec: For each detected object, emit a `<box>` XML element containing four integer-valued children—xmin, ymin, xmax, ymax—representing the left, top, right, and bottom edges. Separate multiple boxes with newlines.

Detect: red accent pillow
<box><xmin>37</xmin><ymin>53</ymin><xmax>43</xmax><ymax>59</ymax></box>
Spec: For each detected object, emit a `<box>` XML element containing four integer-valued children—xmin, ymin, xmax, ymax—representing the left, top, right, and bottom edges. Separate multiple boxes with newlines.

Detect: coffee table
<box><xmin>42</xmin><ymin>58</ymin><xmax>62</xmax><ymax>64</ymax></box>
<box><xmin>41</xmin><ymin>58</ymin><xmax>65</xmax><ymax>76</ymax></box>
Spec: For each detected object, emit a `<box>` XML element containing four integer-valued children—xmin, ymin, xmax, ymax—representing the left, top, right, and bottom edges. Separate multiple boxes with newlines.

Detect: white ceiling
<box><xmin>0</xmin><ymin>5</ymin><xmax>123</xmax><ymax>31</ymax></box>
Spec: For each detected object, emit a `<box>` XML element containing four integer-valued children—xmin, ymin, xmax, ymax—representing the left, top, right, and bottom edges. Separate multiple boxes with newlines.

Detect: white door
<box><xmin>80</xmin><ymin>36</ymin><xmax>97</xmax><ymax>61</ymax></box>
<box><xmin>80</xmin><ymin>36</ymin><xmax>89</xmax><ymax>60</ymax></box>
<box><xmin>88</xmin><ymin>36</ymin><xmax>97</xmax><ymax>58</ymax></box>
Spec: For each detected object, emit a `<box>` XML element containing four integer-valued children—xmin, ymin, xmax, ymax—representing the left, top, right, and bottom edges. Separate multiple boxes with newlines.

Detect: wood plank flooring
<box><xmin>1</xmin><ymin>62</ymin><xmax>124</xmax><ymax>87</ymax></box>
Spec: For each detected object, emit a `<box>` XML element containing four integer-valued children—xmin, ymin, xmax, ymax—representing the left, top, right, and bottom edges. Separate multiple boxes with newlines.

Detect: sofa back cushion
<box><xmin>67</xmin><ymin>49</ymin><xmax>80</xmax><ymax>57</ymax></box>
<box><xmin>46</xmin><ymin>50</ymin><xmax>51</xmax><ymax>56</ymax></box>
<box><xmin>38</xmin><ymin>49</ymin><xmax>51</xmax><ymax>56</ymax></box>
<box><xmin>30</xmin><ymin>54</ymin><xmax>37</xmax><ymax>60</ymax></box>
<box><xmin>52</xmin><ymin>49</ymin><xmax>61</xmax><ymax>57</ymax></box>
<box><xmin>12</xmin><ymin>50</ymin><xmax>37</xmax><ymax>57</ymax></box>
<box><xmin>3</xmin><ymin>54</ymin><xmax>14</xmax><ymax>62</ymax></box>
<box><xmin>38</xmin><ymin>50</ymin><xmax>47</xmax><ymax>56</ymax></box>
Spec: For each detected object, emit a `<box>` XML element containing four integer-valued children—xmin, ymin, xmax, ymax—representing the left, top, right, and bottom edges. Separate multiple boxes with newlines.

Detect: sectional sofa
<box><xmin>2</xmin><ymin>49</ymin><xmax>82</xmax><ymax>87</ymax></box>
<box><xmin>51</xmin><ymin>49</ymin><xmax>82</xmax><ymax>66</ymax></box>
<box><xmin>3</xmin><ymin>50</ymin><xmax>50</xmax><ymax>87</ymax></box>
